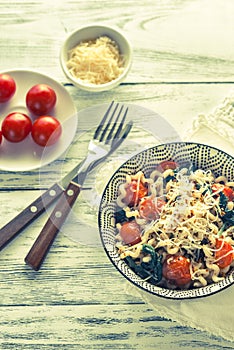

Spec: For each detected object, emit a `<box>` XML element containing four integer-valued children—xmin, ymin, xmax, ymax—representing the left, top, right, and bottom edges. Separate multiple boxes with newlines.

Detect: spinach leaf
<box><xmin>222</xmin><ymin>210</ymin><xmax>234</xmax><ymax>227</ymax></box>
<box><xmin>164</xmin><ymin>174</ymin><xmax>176</xmax><ymax>184</ymax></box>
<box><xmin>124</xmin><ymin>256</ymin><xmax>152</xmax><ymax>280</ymax></box>
<box><xmin>219</xmin><ymin>191</ymin><xmax>228</xmax><ymax>210</ymax></box>
<box><xmin>124</xmin><ymin>244</ymin><xmax>163</xmax><ymax>285</ymax></box>
<box><xmin>115</xmin><ymin>208</ymin><xmax>134</xmax><ymax>224</ymax></box>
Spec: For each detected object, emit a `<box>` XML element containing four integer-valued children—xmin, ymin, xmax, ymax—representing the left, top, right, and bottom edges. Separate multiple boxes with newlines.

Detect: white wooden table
<box><xmin>0</xmin><ymin>1</ymin><xmax>234</xmax><ymax>349</ymax></box>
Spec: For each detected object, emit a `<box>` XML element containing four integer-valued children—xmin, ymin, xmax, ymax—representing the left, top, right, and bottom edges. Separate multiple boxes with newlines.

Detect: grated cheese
<box><xmin>66</xmin><ymin>36</ymin><xmax>125</xmax><ymax>85</ymax></box>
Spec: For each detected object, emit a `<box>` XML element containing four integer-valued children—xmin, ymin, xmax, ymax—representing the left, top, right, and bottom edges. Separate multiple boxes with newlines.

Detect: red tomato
<box><xmin>139</xmin><ymin>197</ymin><xmax>165</xmax><ymax>221</ymax></box>
<box><xmin>1</xmin><ymin>112</ymin><xmax>32</xmax><ymax>143</ymax></box>
<box><xmin>215</xmin><ymin>239</ymin><xmax>233</xmax><ymax>268</ymax></box>
<box><xmin>124</xmin><ymin>180</ymin><xmax>148</xmax><ymax>207</ymax></box>
<box><xmin>0</xmin><ymin>130</ymin><xmax>2</xmax><ymax>144</ymax></box>
<box><xmin>162</xmin><ymin>255</ymin><xmax>191</xmax><ymax>287</ymax></box>
<box><xmin>119</xmin><ymin>221</ymin><xmax>142</xmax><ymax>245</ymax></box>
<box><xmin>156</xmin><ymin>160</ymin><xmax>178</xmax><ymax>172</ymax></box>
<box><xmin>26</xmin><ymin>84</ymin><xmax>57</xmax><ymax>116</ymax></box>
<box><xmin>0</xmin><ymin>73</ymin><xmax>16</xmax><ymax>102</ymax></box>
<box><xmin>212</xmin><ymin>183</ymin><xmax>234</xmax><ymax>201</ymax></box>
<box><xmin>31</xmin><ymin>116</ymin><xmax>62</xmax><ymax>147</ymax></box>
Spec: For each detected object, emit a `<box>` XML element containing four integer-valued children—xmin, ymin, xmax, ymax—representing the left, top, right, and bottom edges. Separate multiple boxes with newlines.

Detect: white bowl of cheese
<box><xmin>60</xmin><ymin>24</ymin><xmax>132</xmax><ymax>92</ymax></box>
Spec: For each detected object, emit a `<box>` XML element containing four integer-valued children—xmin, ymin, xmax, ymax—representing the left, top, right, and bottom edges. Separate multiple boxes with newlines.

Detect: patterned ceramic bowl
<box><xmin>98</xmin><ymin>142</ymin><xmax>234</xmax><ymax>299</ymax></box>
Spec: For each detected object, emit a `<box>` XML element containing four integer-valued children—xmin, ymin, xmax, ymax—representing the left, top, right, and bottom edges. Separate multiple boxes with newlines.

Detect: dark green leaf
<box><xmin>219</xmin><ymin>191</ymin><xmax>228</xmax><ymax>210</ymax></box>
<box><xmin>222</xmin><ymin>210</ymin><xmax>234</xmax><ymax>227</ymax></box>
<box><xmin>124</xmin><ymin>245</ymin><xmax>163</xmax><ymax>285</ymax></box>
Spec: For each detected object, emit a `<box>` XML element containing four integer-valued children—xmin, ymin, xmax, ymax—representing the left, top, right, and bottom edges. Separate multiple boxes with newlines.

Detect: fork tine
<box><xmin>109</xmin><ymin>107</ymin><xmax>128</xmax><ymax>143</ymax></box>
<box><xmin>99</xmin><ymin>103</ymin><xmax>119</xmax><ymax>142</ymax></box>
<box><xmin>105</xmin><ymin>105</ymin><xmax>124</xmax><ymax>143</ymax></box>
<box><xmin>94</xmin><ymin>101</ymin><xmax>129</xmax><ymax>145</ymax></box>
<box><xmin>93</xmin><ymin>100</ymin><xmax>115</xmax><ymax>140</ymax></box>
<box><xmin>111</xmin><ymin>120</ymin><xmax>133</xmax><ymax>148</ymax></box>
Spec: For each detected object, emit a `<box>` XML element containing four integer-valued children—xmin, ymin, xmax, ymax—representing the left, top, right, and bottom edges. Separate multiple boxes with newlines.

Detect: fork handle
<box><xmin>0</xmin><ymin>183</ymin><xmax>64</xmax><ymax>250</ymax></box>
<box><xmin>25</xmin><ymin>181</ymin><xmax>81</xmax><ymax>271</ymax></box>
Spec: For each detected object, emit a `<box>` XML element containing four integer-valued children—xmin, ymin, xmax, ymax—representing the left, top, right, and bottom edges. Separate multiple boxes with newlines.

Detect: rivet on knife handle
<box><xmin>0</xmin><ymin>183</ymin><xmax>64</xmax><ymax>251</ymax></box>
<box><xmin>24</xmin><ymin>181</ymin><xmax>81</xmax><ymax>271</ymax></box>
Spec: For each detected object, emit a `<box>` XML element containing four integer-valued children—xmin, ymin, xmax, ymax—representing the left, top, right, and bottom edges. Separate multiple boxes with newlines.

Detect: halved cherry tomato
<box><xmin>162</xmin><ymin>255</ymin><xmax>191</xmax><ymax>287</ymax></box>
<box><xmin>0</xmin><ymin>73</ymin><xmax>16</xmax><ymax>102</ymax></box>
<box><xmin>156</xmin><ymin>160</ymin><xmax>178</xmax><ymax>172</ymax></box>
<box><xmin>26</xmin><ymin>84</ymin><xmax>57</xmax><ymax>116</ymax></box>
<box><xmin>139</xmin><ymin>197</ymin><xmax>165</xmax><ymax>221</ymax></box>
<box><xmin>212</xmin><ymin>183</ymin><xmax>234</xmax><ymax>201</ymax></box>
<box><xmin>215</xmin><ymin>239</ymin><xmax>234</xmax><ymax>268</ymax></box>
<box><xmin>119</xmin><ymin>221</ymin><xmax>141</xmax><ymax>245</ymax></box>
<box><xmin>123</xmin><ymin>180</ymin><xmax>148</xmax><ymax>207</ymax></box>
<box><xmin>1</xmin><ymin>112</ymin><xmax>32</xmax><ymax>143</ymax></box>
<box><xmin>31</xmin><ymin>115</ymin><xmax>62</xmax><ymax>147</ymax></box>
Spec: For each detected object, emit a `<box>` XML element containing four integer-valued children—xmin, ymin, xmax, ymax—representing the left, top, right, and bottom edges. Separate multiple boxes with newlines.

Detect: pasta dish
<box><xmin>115</xmin><ymin>161</ymin><xmax>234</xmax><ymax>289</ymax></box>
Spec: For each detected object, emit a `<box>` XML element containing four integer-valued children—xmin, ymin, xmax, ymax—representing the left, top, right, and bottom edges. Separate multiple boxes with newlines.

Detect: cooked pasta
<box><xmin>114</xmin><ymin>162</ymin><xmax>234</xmax><ymax>289</ymax></box>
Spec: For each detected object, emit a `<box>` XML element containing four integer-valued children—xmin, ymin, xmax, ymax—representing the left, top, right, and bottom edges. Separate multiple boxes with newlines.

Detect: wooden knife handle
<box><xmin>25</xmin><ymin>181</ymin><xmax>81</xmax><ymax>271</ymax></box>
<box><xmin>0</xmin><ymin>183</ymin><xmax>64</xmax><ymax>250</ymax></box>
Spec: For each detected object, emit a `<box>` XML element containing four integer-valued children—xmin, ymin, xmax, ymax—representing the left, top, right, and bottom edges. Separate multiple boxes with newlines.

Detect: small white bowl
<box><xmin>60</xmin><ymin>25</ymin><xmax>132</xmax><ymax>92</ymax></box>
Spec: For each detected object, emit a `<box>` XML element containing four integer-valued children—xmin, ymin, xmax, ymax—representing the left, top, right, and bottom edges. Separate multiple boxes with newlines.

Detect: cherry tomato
<box><xmin>123</xmin><ymin>180</ymin><xmax>148</xmax><ymax>207</ymax></box>
<box><xmin>162</xmin><ymin>255</ymin><xmax>191</xmax><ymax>287</ymax></box>
<box><xmin>156</xmin><ymin>160</ymin><xmax>178</xmax><ymax>172</ymax></box>
<box><xmin>31</xmin><ymin>115</ymin><xmax>62</xmax><ymax>147</ymax></box>
<box><xmin>26</xmin><ymin>84</ymin><xmax>57</xmax><ymax>116</ymax></box>
<box><xmin>139</xmin><ymin>197</ymin><xmax>165</xmax><ymax>221</ymax></box>
<box><xmin>0</xmin><ymin>73</ymin><xmax>16</xmax><ymax>102</ymax></box>
<box><xmin>1</xmin><ymin>112</ymin><xmax>32</xmax><ymax>143</ymax></box>
<box><xmin>215</xmin><ymin>239</ymin><xmax>233</xmax><ymax>268</ymax></box>
<box><xmin>119</xmin><ymin>221</ymin><xmax>142</xmax><ymax>245</ymax></box>
<box><xmin>222</xmin><ymin>187</ymin><xmax>234</xmax><ymax>201</ymax></box>
<box><xmin>212</xmin><ymin>183</ymin><xmax>234</xmax><ymax>201</ymax></box>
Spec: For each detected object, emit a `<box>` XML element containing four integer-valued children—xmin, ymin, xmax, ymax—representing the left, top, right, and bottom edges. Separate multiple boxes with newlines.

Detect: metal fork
<box><xmin>24</xmin><ymin>101</ymin><xmax>132</xmax><ymax>271</ymax></box>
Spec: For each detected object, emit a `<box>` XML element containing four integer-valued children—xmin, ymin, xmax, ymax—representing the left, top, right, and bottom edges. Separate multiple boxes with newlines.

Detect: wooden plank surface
<box><xmin>1</xmin><ymin>304</ymin><xmax>233</xmax><ymax>350</ymax></box>
<box><xmin>1</xmin><ymin>0</ymin><xmax>234</xmax><ymax>82</ymax></box>
<box><xmin>0</xmin><ymin>0</ymin><xmax>234</xmax><ymax>349</ymax></box>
